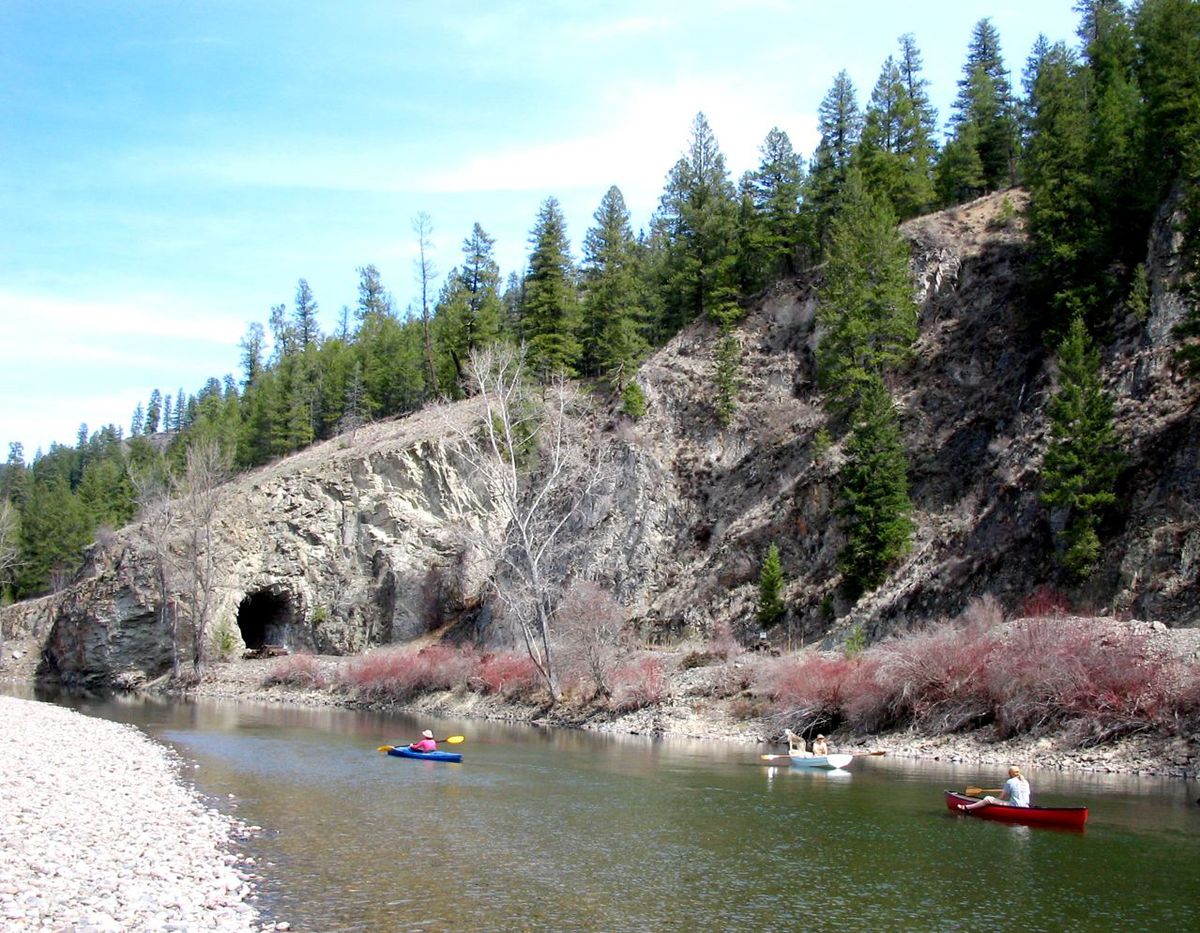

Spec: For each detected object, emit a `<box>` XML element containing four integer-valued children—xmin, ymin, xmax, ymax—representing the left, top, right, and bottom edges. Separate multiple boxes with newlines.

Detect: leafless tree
<box><xmin>174</xmin><ymin>441</ymin><xmax>227</xmax><ymax>677</ymax></box>
<box><xmin>555</xmin><ymin>580</ymin><xmax>629</xmax><ymax>700</ymax></box>
<box><xmin>413</xmin><ymin>211</ymin><xmax>439</xmax><ymax>395</ymax></box>
<box><xmin>131</xmin><ymin>464</ymin><xmax>180</xmax><ymax>676</ymax></box>
<box><xmin>448</xmin><ymin>343</ymin><xmax>606</xmax><ymax>699</ymax></box>
<box><xmin>131</xmin><ymin>440</ymin><xmax>227</xmax><ymax>680</ymax></box>
<box><xmin>0</xmin><ymin>498</ymin><xmax>20</xmax><ymax>592</ymax></box>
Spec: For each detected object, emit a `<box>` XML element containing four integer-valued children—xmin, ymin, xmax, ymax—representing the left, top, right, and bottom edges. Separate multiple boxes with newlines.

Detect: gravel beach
<box><xmin>0</xmin><ymin>696</ymin><xmax>280</xmax><ymax>932</ymax></box>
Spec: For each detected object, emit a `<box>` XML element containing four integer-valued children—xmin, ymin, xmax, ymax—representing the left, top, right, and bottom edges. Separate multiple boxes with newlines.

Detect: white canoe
<box><xmin>761</xmin><ymin>752</ymin><xmax>853</xmax><ymax>769</ymax></box>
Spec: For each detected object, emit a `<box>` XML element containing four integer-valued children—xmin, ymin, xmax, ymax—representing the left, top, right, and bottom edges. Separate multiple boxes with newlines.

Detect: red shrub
<box><xmin>472</xmin><ymin>651</ymin><xmax>542</xmax><ymax>699</ymax></box>
<box><xmin>1016</xmin><ymin>585</ymin><xmax>1072</xmax><ymax>619</ymax></box>
<box><xmin>610</xmin><ymin>655</ymin><xmax>668</xmax><ymax>712</ymax></box>
<box><xmin>758</xmin><ymin>653</ymin><xmax>858</xmax><ymax>732</ymax></box>
<box><xmin>337</xmin><ymin>645</ymin><xmax>476</xmax><ymax>701</ymax></box>
<box><xmin>263</xmin><ymin>653</ymin><xmax>326</xmax><ymax>688</ymax></box>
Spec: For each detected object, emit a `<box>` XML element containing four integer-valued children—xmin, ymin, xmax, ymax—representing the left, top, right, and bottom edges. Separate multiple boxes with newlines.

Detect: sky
<box><xmin>0</xmin><ymin>0</ymin><xmax>1083</xmax><ymax>460</ymax></box>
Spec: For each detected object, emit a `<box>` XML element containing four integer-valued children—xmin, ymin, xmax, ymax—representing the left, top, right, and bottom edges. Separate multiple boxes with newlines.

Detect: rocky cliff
<box><xmin>2</xmin><ymin>189</ymin><xmax>1197</xmax><ymax>688</ymax></box>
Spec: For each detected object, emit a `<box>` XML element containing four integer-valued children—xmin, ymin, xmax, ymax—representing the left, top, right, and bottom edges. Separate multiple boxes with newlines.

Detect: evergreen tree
<box><xmin>1040</xmin><ymin>315</ymin><xmax>1124</xmax><ymax>576</ymax></box>
<box><xmin>434</xmin><ymin>224</ymin><xmax>505</xmax><ymax>391</ymax></box>
<box><xmin>742</xmin><ymin>127</ymin><xmax>809</xmax><ymax>286</ymax></box>
<box><xmin>756</xmin><ymin>542</ymin><xmax>786</xmax><ymax>629</ymax></box>
<box><xmin>806</xmin><ymin>71</ymin><xmax>864</xmax><ymax>247</ymax></box>
<box><xmin>240</xmin><ymin>322</ymin><xmax>266</xmax><ymax>389</ymax></box>
<box><xmin>816</xmin><ymin>170</ymin><xmax>918</xmax><ymax>415</ymax></box>
<box><xmin>522</xmin><ymin>196</ymin><xmax>581</xmax><ymax>376</ymax></box>
<box><xmin>859</xmin><ymin>38</ymin><xmax>939</xmax><ymax>220</ymax></box>
<box><xmin>651</xmin><ymin>113</ymin><xmax>740</xmax><ymax>331</ymax></box>
<box><xmin>293</xmin><ymin>278</ymin><xmax>320</xmax><ymax>350</ymax></box>
<box><xmin>130</xmin><ymin>403</ymin><xmax>145</xmax><ymax>437</ymax></box>
<box><xmin>580</xmin><ymin>185</ymin><xmax>647</xmax><ymax>384</ymax></box>
<box><xmin>145</xmin><ymin>389</ymin><xmax>162</xmax><ymax>434</ymax></box>
<box><xmin>944</xmin><ymin>19</ymin><xmax>1019</xmax><ymax>194</ymax></box>
<box><xmin>836</xmin><ymin>376</ymin><xmax>913</xmax><ymax>595</ymax></box>
<box><xmin>14</xmin><ymin>475</ymin><xmax>91</xmax><ymax>597</ymax></box>
<box><xmin>355</xmin><ymin>264</ymin><xmax>391</xmax><ymax>323</ymax></box>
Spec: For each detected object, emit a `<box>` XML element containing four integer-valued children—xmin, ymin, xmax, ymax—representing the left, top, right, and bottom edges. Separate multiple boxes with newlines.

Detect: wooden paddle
<box><xmin>377</xmin><ymin>735</ymin><xmax>465</xmax><ymax>752</ymax></box>
<box><xmin>965</xmin><ymin>786</ymin><xmax>1003</xmax><ymax>796</ymax></box>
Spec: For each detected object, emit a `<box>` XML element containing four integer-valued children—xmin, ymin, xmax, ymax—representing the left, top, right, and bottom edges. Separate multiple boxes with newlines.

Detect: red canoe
<box><xmin>944</xmin><ymin>791</ymin><xmax>1088</xmax><ymax>830</ymax></box>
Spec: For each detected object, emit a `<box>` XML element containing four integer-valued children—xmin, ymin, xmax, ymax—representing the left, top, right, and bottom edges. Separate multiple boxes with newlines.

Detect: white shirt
<box><xmin>1004</xmin><ymin>775</ymin><xmax>1030</xmax><ymax>807</ymax></box>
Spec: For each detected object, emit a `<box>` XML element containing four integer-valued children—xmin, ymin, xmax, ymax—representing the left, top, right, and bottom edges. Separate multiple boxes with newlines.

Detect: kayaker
<box><xmin>812</xmin><ymin>735</ymin><xmax>829</xmax><ymax>756</ymax></box>
<box><xmin>409</xmin><ymin>730</ymin><xmax>438</xmax><ymax>752</ymax></box>
<box><xmin>959</xmin><ymin>765</ymin><xmax>1030</xmax><ymax>810</ymax></box>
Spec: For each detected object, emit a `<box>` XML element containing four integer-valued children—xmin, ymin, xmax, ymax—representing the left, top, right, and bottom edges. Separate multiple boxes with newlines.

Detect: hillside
<box><xmin>2</xmin><ymin>189</ymin><xmax>1198</xmax><ymax>689</ymax></box>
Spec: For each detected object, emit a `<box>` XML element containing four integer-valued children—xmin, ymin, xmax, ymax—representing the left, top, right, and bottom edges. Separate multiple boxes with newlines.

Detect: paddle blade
<box><xmin>444</xmin><ymin>735</ymin><xmax>465</xmax><ymax>744</ymax></box>
<box><xmin>377</xmin><ymin>745</ymin><xmax>394</xmax><ymax>753</ymax></box>
<box><xmin>965</xmin><ymin>786</ymin><xmax>1002</xmax><ymax>796</ymax></box>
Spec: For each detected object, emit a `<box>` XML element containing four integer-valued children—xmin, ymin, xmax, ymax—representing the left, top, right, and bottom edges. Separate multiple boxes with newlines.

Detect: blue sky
<box><xmin>0</xmin><ymin>0</ymin><xmax>1081</xmax><ymax>459</ymax></box>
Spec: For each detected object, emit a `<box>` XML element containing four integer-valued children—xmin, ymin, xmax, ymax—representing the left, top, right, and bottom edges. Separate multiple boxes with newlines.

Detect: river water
<box><xmin>38</xmin><ymin>693</ymin><xmax>1200</xmax><ymax>931</ymax></box>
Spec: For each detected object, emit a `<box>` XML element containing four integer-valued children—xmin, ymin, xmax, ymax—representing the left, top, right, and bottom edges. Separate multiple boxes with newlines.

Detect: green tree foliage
<box><xmin>1040</xmin><ymin>315</ymin><xmax>1124</xmax><ymax>576</ymax></box>
<box><xmin>522</xmin><ymin>197</ymin><xmax>581</xmax><ymax>376</ymax></box>
<box><xmin>14</xmin><ymin>473</ymin><xmax>91</xmax><ymax>597</ymax></box>
<box><xmin>740</xmin><ymin>127</ymin><xmax>809</xmax><ymax>288</ymax></box>
<box><xmin>816</xmin><ymin>170</ymin><xmax>918</xmax><ymax>415</ymax></box>
<box><xmin>757</xmin><ymin>542</ymin><xmax>786</xmax><ymax>628</ymax></box>
<box><xmin>434</xmin><ymin>223</ymin><xmax>505</xmax><ymax>392</ymax></box>
<box><xmin>806</xmin><ymin>71</ymin><xmax>864</xmax><ymax>247</ymax></box>
<box><xmin>651</xmin><ymin>113</ymin><xmax>741</xmax><ymax>330</ymax></box>
<box><xmin>944</xmin><ymin>18</ymin><xmax>1019</xmax><ymax>193</ymax></box>
<box><xmin>836</xmin><ymin>376</ymin><xmax>914</xmax><ymax>595</ymax></box>
<box><xmin>580</xmin><ymin>186</ymin><xmax>648</xmax><ymax>384</ymax></box>
<box><xmin>857</xmin><ymin>37</ymin><xmax>938</xmax><ymax>221</ymax></box>
<box><xmin>293</xmin><ymin>278</ymin><xmax>321</xmax><ymax>350</ymax></box>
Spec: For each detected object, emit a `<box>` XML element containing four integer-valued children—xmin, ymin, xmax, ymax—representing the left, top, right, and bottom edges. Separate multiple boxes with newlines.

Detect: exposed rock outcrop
<box><xmin>2</xmin><ymin>189</ymin><xmax>1197</xmax><ymax>688</ymax></box>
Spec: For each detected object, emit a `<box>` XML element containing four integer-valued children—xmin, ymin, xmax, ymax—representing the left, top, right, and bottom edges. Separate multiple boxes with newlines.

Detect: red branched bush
<box><xmin>337</xmin><ymin>645</ymin><xmax>476</xmax><ymax>700</ymax></box>
<box><xmin>610</xmin><ymin>655</ymin><xmax>668</xmax><ymax>712</ymax></box>
<box><xmin>757</xmin><ymin>653</ymin><xmax>858</xmax><ymax>732</ymax></box>
<box><xmin>472</xmin><ymin>651</ymin><xmax>541</xmax><ymax>699</ymax></box>
<box><xmin>263</xmin><ymin>653</ymin><xmax>326</xmax><ymax>688</ymax></box>
<box><xmin>1017</xmin><ymin>585</ymin><xmax>1072</xmax><ymax>619</ymax></box>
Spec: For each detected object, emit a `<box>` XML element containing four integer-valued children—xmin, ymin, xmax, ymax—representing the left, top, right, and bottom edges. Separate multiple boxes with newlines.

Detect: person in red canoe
<box><xmin>959</xmin><ymin>765</ymin><xmax>1030</xmax><ymax>810</ymax></box>
<box><xmin>409</xmin><ymin>729</ymin><xmax>438</xmax><ymax>752</ymax></box>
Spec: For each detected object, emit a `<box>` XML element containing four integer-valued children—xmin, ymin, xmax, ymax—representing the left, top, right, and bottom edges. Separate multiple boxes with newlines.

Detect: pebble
<box><xmin>0</xmin><ymin>696</ymin><xmax>281</xmax><ymax>932</ymax></box>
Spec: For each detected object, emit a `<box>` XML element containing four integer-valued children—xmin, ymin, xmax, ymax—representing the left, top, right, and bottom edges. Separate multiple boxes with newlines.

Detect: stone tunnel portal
<box><xmin>236</xmin><ymin>590</ymin><xmax>293</xmax><ymax>650</ymax></box>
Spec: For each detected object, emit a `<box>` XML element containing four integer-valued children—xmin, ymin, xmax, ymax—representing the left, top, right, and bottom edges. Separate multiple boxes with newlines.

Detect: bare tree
<box><xmin>0</xmin><ymin>498</ymin><xmax>19</xmax><ymax>594</ymax></box>
<box><xmin>131</xmin><ymin>463</ymin><xmax>180</xmax><ymax>676</ymax></box>
<box><xmin>555</xmin><ymin>580</ymin><xmax>629</xmax><ymax>700</ymax></box>
<box><xmin>413</xmin><ymin>211</ymin><xmax>439</xmax><ymax>396</ymax></box>
<box><xmin>130</xmin><ymin>441</ymin><xmax>227</xmax><ymax>681</ymax></box>
<box><xmin>174</xmin><ymin>441</ymin><xmax>226</xmax><ymax>677</ymax></box>
<box><xmin>448</xmin><ymin>343</ymin><xmax>605</xmax><ymax>699</ymax></box>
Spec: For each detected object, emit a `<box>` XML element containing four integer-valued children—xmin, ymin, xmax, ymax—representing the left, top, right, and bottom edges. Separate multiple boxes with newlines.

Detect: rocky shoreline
<box><xmin>0</xmin><ymin>695</ymin><xmax>287</xmax><ymax>932</ymax></box>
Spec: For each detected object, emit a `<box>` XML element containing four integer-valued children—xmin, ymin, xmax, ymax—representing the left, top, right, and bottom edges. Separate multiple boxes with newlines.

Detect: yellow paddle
<box><xmin>965</xmin><ymin>786</ymin><xmax>1003</xmax><ymax>796</ymax></box>
<box><xmin>377</xmin><ymin>735</ymin><xmax>465</xmax><ymax>752</ymax></box>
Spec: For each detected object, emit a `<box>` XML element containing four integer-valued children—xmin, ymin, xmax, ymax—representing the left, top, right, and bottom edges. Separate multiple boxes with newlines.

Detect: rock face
<box><xmin>2</xmin><ymin>189</ymin><xmax>1198</xmax><ymax>687</ymax></box>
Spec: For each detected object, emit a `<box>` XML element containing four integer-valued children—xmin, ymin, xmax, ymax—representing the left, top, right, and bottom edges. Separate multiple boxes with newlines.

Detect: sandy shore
<box><xmin>0</xmin><ymin>696</ymin><xmax>286</xmax><ymax>932</ymax></box>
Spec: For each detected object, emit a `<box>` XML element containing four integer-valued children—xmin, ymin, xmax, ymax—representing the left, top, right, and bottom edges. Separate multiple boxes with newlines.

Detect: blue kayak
<box><xmin>386</xmin><ymin>746</ymin><xmax>462</xmax><ymax>763</ymax></box>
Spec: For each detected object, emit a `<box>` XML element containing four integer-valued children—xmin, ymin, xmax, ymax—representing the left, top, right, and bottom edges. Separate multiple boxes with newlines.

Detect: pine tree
<box><xmin>816</xmin><ymin>170</ymin><xmax>917</xmax><ymax>415</ymax></box>
<box><xmin>947</xmin><ymin>18</ymin><xmax>1019</xmax><ymax>191</ymax></box>
<box><xmin>146</xmin><ymin>389</ymin><xmax>162</xmax><ymax>434</ymax></box>
<box><xmin>651</xmin><ymin>113</ymin><xmax>740</xmax><ymax>331</ymax></box>
<box><xmin>293</xmin><ymin>278</ymin><xmax>320</xmax><ymax>350</ymax></box>
<box><xmin>522</xmin><ymin>197</ymin><xmax>581</xmax><ymax>377</ymax></box>
<box><xmin>742</xmin><ymin>127</ymin><xmax>809</xmax><ymax>286</ymax></box>
<box><xmin>859</xmin><ymin>38</ymin><xmax>939</xmax><ymax>220</ymax></box>
<box><xmin>806</xmin><ymin>71</ymin><xmax>864</xmax><ymax>247</ymax></box>
<box><xmin>1040</xmin><ymin>315</ymin><xmax>1124</xmax><ymax>576</ymax></box>
<box><xmin>836</xmin><ymin>376</ymin><xmax>913</xmax><ymax>595</ymax></box>
<box><xmin>757</xmin><ymin>542</ymin><xmax>786</xmax><ymax>629</ymax></box>
<box><xmin>580</xmin><ymin>185</ymin><xmax>647</xmax><ymax>384</ymax></box>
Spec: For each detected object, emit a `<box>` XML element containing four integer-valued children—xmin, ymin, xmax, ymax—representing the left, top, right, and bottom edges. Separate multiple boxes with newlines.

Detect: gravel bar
<box><xmin>0</xmin><ymin>696</ymin><xmax>284</xmax><ymax>932</ymax></box>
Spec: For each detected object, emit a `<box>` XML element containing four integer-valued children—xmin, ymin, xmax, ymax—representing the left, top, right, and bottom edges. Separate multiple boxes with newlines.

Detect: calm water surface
<box><xmin>36</xmin><ymin>693</ymin><xmax>1200</xmax><ymax>931</ymax></box>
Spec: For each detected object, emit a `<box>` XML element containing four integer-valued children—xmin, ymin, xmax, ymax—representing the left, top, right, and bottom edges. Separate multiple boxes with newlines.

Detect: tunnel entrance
<box><xmin>236</xmin><ymin>589</ymin><xmax>293</xmax><ymax>650</ymax></box>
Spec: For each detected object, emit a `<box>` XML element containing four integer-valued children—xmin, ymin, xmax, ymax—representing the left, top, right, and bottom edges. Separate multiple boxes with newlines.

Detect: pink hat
<box><xmin>422</xmin><ymin>730</ymin><xmax>433</xmax><ymax>739</ymax></box>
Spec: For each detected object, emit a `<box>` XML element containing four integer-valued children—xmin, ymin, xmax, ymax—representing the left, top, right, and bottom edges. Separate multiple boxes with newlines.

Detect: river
<box><xmin>36</xmin><ymin>693</ymin><xmax>1200</xmax><ymax>931</ymax></box>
